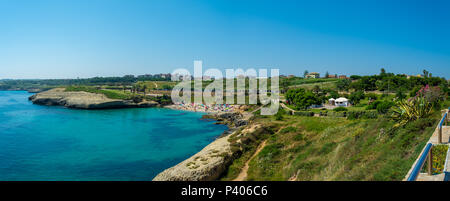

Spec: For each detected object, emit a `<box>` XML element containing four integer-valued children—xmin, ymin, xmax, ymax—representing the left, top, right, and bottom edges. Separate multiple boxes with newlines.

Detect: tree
<box><xmin>396</xmin><ymin>89</ymin><xmax>406</xmax><ymax>100</ymax></box>
<box><xmin>303</xmin><ymin>70</ymin><xmax>309</xmax><ymax>78</ymax></box>
<box><xmin>350</xmin><ymin>75</ymin><xmax>361</xmax><ymax>80</ymax></box>
<box><xmin>336</xmin><ymin>79</ymin><xmax>351</xmax><ymax>91</ymax></box>
<box><xmin>349</xmin><ymin>91</ymin><xmax>365</xmax><ymax>104</ymax></box>
<box><xmin>312</xmin><ymin>85</ymin><xmax>321</xmax><ymax>94</ymax></box>
<box><xmin>280</xmin><ymin>79</ymin><xmax>289</xmax><ymax>94</ymax></box>
<box><xmin>423</xmin><ymin>69</ymin><xmax>429</xmax><ymax>78</ymax></box>
<box><xmin>376</xmin><ymin>101</ymin><xmax>394</xmax><ymax>114</ymax></box>
<box><xmin>134</xmin><ymin>85</ymin><xmax>140</xmax><ymax>94</ymax></box>
<box><xmin>380</xmin><ymin>68</ymin><xmax>386</xmax><ymax>77</ymax></box>
<box><xmin>366</xmin><ymin>93</ymin><xmax>378</xmax><ymax>101</ymax></box>
<box><xmin>329</xmin><ymin>90</ymin><xmax>339</xmax><ymax>99</ymax></box>
<box><xmin>325</xmin><ymin>71</ymin><xmax>329</xmax><ymax>78</ymax></box>
<box><xmin>142</xmin><ymin>85</ymin><xmax>147</xmax><ymax>96</ymax></box>
<box><xmin>162</xmin><ymin>84</ymin><xmax>174</xmax><ymax>90</ymax></box>
<box><xmin>286</xmin><ymin>88</ymin><xmax>321</xmax><ymax>110</ymax></box>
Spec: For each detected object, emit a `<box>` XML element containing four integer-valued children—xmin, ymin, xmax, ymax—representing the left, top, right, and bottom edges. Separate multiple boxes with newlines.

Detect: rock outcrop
<box><xmin>152</xmin><ymin>134</ymin><xmax>235</xmax><ymax>181</ymax></box>
<box><xmin>29</xmin><ymin>88</ymin><xmax>159</xmax><ymax>109</ymax></box>
<box><xmin>153</xmin><ymin>111</ymin><xmax>254</xmax><ymax>181</ymax></box>
<box><xmin>204</xmin><ymin>112</ymin><xmax>249</xmax><ymax>128</ymax></box>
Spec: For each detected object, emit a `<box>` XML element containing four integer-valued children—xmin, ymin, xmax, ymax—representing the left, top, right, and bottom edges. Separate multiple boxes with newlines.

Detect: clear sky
<box><xmin>0</xmin><ymin>0</ymin><xmax>449</xmax><ymax>79</ymax></box>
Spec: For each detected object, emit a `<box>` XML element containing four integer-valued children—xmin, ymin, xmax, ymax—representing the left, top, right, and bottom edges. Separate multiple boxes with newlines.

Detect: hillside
<box><xmin>220</xmin><ymin>105</ymin><xmax>447</xmax><ymax>181</ymax></box>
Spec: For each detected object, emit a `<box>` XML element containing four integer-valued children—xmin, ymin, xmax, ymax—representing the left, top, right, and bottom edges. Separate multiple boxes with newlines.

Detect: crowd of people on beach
<box><xmin>169</xmin><ymin>102</ymin><xmax>239</xmax><ymax>113</ymax></box>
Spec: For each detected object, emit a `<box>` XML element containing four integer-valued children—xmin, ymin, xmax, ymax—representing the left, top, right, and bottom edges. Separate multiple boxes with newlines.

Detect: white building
<box><xmin>329</xmin><ymin>98</ymin><xmax>335</xmax><ymax>105</ymax></box>
<box><xmin>335</xmin><ymin>97</ymin><xmax>349</xmax><ymax>107</ymax></box>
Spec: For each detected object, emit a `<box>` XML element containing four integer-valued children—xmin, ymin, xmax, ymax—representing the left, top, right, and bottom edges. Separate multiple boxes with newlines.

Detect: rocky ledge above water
<box><xmin>29</xmin><ymin>88</ymin><xmax>159</xmax><ymax>109</ymax></box>
<box><xmin>153</xmin><ymin>111</ymin><xmax>254</xmax><ymax>181</ymax></box>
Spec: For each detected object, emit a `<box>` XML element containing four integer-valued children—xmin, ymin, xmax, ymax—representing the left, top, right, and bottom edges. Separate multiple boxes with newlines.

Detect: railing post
<box><xmin>439</xmin><ymin>126</ymin><xmax>442</xmax><ymax>144</ymax></box>
<box><xmin>427</xmin><ymin>146</ymin><xmax>433</xmax><ymax>175</ymax></box>
<box><xmin>447</xmin><ymin>111</ymin><xmax>449</xmax><ymax>126</ymax></box>
<box><xmin>407</xmin><ymin>143</ymin><xmax>433</xmax><ymax>181</ymax></box>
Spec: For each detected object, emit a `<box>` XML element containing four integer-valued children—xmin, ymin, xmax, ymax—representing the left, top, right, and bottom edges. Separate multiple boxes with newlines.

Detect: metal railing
<box><xmin>407</xmin><ymin>108</ymin><xmax>449</xmax><ymax>181</ymax></box>
<box><xmin>407</xmin><ymin>143</ymin><xmax>433</xmax><ymax>181</ymax></box>
<box><xmin>438</xmin><ymin>112</ymin><xmax>448</xmax><ymax>143</ymax></box>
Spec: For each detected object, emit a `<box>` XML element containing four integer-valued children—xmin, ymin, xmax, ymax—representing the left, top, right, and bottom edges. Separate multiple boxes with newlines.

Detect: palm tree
<box><xmin>423</xmin><ymin>69</ymin><xmax>429</xmax><ymax>78</ymax></box>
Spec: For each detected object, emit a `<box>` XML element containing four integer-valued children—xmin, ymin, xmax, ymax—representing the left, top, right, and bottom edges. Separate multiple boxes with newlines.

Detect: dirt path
<box><xmin>233</xmin><ymin>140</ymin><xmax>267</xmax><ymax>181</ymax></box>
<box><xmin>280</xmin><ymin>103</ymin><xmax>296</xmax><ymax>113</ymax></box>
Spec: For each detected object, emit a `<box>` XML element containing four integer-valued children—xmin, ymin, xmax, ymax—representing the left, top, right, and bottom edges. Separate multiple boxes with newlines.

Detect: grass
<box><xmin>288</xmin><ymin>80</ymin><xmax>338</xmax><ymax>91</ymax></box>
<box><xmin>223</xmin><ymin>105</ymin><xmax>445</xmax><ymax>181</ymax></box>
<box><xmin>65</xmin><ymin>86</ymin><xmax>134</xmax><ymax>99</ymax></box>
<box><xmin>286</xmin><ymin>78</ymin><xmax>339</xmax><ymax>86</ymax></box>
<box><xmin>136</xmin><ymin>81</ymin><xmax>177</xmax><ymax>90</ymax></box>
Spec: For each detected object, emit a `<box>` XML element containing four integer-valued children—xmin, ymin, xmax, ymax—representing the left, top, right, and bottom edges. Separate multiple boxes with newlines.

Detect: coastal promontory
<box><xmin>29</xmin><ymin>88</ymin><xmax>159</xmax><ymax>109</ymax></box>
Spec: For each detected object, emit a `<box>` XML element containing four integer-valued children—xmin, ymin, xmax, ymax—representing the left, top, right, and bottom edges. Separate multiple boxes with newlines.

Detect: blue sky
<box><xmin>0</xmin><ymin>0</ymin><xmax>449</xmax><ymax>79</ymax></box>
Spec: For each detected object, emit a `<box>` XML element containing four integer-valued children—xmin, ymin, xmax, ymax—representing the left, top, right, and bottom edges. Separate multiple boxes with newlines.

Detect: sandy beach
<box><xmin>165</xmin><ymin>103</ymin><xmax>245</xmax><ymax>113</ymax></box>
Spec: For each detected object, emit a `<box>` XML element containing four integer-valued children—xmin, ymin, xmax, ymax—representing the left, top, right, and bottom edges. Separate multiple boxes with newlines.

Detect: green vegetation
<box><xmin>285</xmin><ymin>77</ymin><xmax>339</xmax><ymax>86</ymax></box>
<box><xmin>391</xmin><ymin>85</ymin><xmax>444</xmax><ymax>127</ymax></box>
<box><xmin>285</xmin><ymin>88</ymin><xmax>324</xmax><ymax>110</ymax></box>
<box><xmin>65</xmin><ymin>86</ymin><xmax>134</xmax><ymax>100</ymax></box>
<box><xmin>423</xmin><ymin>144</ymin><xmax>449</xmax><ymax>175</ymax></box>
<box><xmin>220</xmin><ymin>124</ymin><xmax>278</xmax><ymax>180</ymax></box>
<box><xmin>340</xmin><ymin>68</ymin><xmax>448</xmax><ymax>94</ymax></box>
<box><xmin>0</xmin><ymin>74</ymin><xmax>171</xmax><ymax>91</ymax></box>
<box><xmin>333</xmin><ymin>107</ymin><xmax>348</xmax><ymax>112</ymax></box>
<box><xmin>226</xmin><ymin>109</ymin><xmax>443</xmax><ymax>181</ymax></box>
<box><xmin>221</xmin><ymin>83</ymin><xmax>448</xmax><ymax>181</ymax></box>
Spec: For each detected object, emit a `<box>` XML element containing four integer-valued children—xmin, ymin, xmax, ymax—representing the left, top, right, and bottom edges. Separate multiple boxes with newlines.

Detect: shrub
<box><xmin>376</xmin><ymin>101</ymin><xmax>394</xmax><ymax>114</ymax></box>
<box><xmin>366</xmin><ymin>100</ymin><xmax>381</xmax><ymax>110</ymax></box>
<box><xmin>414</xmin><ymin>85</ymin><xmax>444</xmax><ymax>109</ymax></box>
<box><xmin>326</xmin><ymin>111</ymin><xmax>346</xmax><ymax>117</ymax></box>
<box><xmin>391</xmin><ymin>97</ymin><xmax>434</xmax><ymax>127</ymax></box>
<box><xmin>347</xmin><ymin>111</ymin><xmax>378</xmax><ymax>119</ymax></box>
<box><xmin>274</xmin><ymin>110</ymin><xmax>285</xmax><ymax>120</ymax></box>
<box><xmin>333</xmin><ymin>107</ymin><xmax>348</xmax><ymax>112</ymax></box>
<box><xmin>132</xmin><ymin>95</ymin><xmax>143</xmax><ymax>103</ymax></box>
<box><xmin>362</xmin><ymin>111</ymin><xmax>378</xmax><ymax>119</ymax></box>
<box><xmin>366</xmin><ymin>93</ymin><xmax>378</xmax><ymax>100</ymax></box>
<box><xmin>396</xmin><ymin>89</ymin><xmax>406</xmax><ymax>100</ymax></box>
<box><xmin>294</xmin><ymin>111</ymin><xmax>315</xmax><ymax>116</ymax></box>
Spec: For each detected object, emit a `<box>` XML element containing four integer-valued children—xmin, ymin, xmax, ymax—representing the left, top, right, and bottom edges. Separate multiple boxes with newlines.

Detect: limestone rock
<box><xmin>29</xmin><ymin>88</ymin><xmax>159</xmax><ymax>109</ymax></box>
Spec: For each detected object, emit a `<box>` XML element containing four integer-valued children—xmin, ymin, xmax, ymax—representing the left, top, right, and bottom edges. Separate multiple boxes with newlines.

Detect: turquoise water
<box><xmin>0</xmin><ymin>91</ymin><xmax>227</xmax><ymax>181</ymax></box>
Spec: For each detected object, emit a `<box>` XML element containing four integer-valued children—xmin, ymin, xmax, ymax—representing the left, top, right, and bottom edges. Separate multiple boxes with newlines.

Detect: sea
<box><xmin>0</xmin><ymin>91</ymin><xmax>227</xmax><ymax>181</ymax></box>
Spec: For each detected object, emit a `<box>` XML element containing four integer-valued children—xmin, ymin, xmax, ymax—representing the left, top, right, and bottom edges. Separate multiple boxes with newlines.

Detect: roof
<box><xmin>329</xmin><ymin>98</ymin><xmax>335</xmax><ymax>101</ymax></box>
<box><xmin>335</xmin><ymin>97</ymin><xmax>348</xmax><ymax>102</ymax></box>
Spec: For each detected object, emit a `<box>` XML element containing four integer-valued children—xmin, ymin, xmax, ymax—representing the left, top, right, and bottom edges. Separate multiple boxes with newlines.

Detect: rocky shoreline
<box><xmin>29</xmin><ymin>88</ymin><xmax>255</xmax><ymax>181</ymax></box>
<box><xmin>29</xmin><ymin>88</ymin><xmax>159</xmax><ymax>109</ymax></box>
<box><xmin>152</xmin><ymin>111</ymin><xmax>252</xmax><ymax>181</ymax></box>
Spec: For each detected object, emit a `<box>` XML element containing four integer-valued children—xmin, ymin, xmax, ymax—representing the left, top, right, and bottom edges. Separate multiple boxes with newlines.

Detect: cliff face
<box><xmin>29</xmin><ymin>88</ymin><xmax>159</xmax><ymax>109</ymax></box>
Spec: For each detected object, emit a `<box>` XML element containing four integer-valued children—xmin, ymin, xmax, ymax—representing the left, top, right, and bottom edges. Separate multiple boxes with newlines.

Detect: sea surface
<box><xmin>0</xmin><ymin>91</ymin><xmax>227</xmax><ymax>181</ymax></box>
